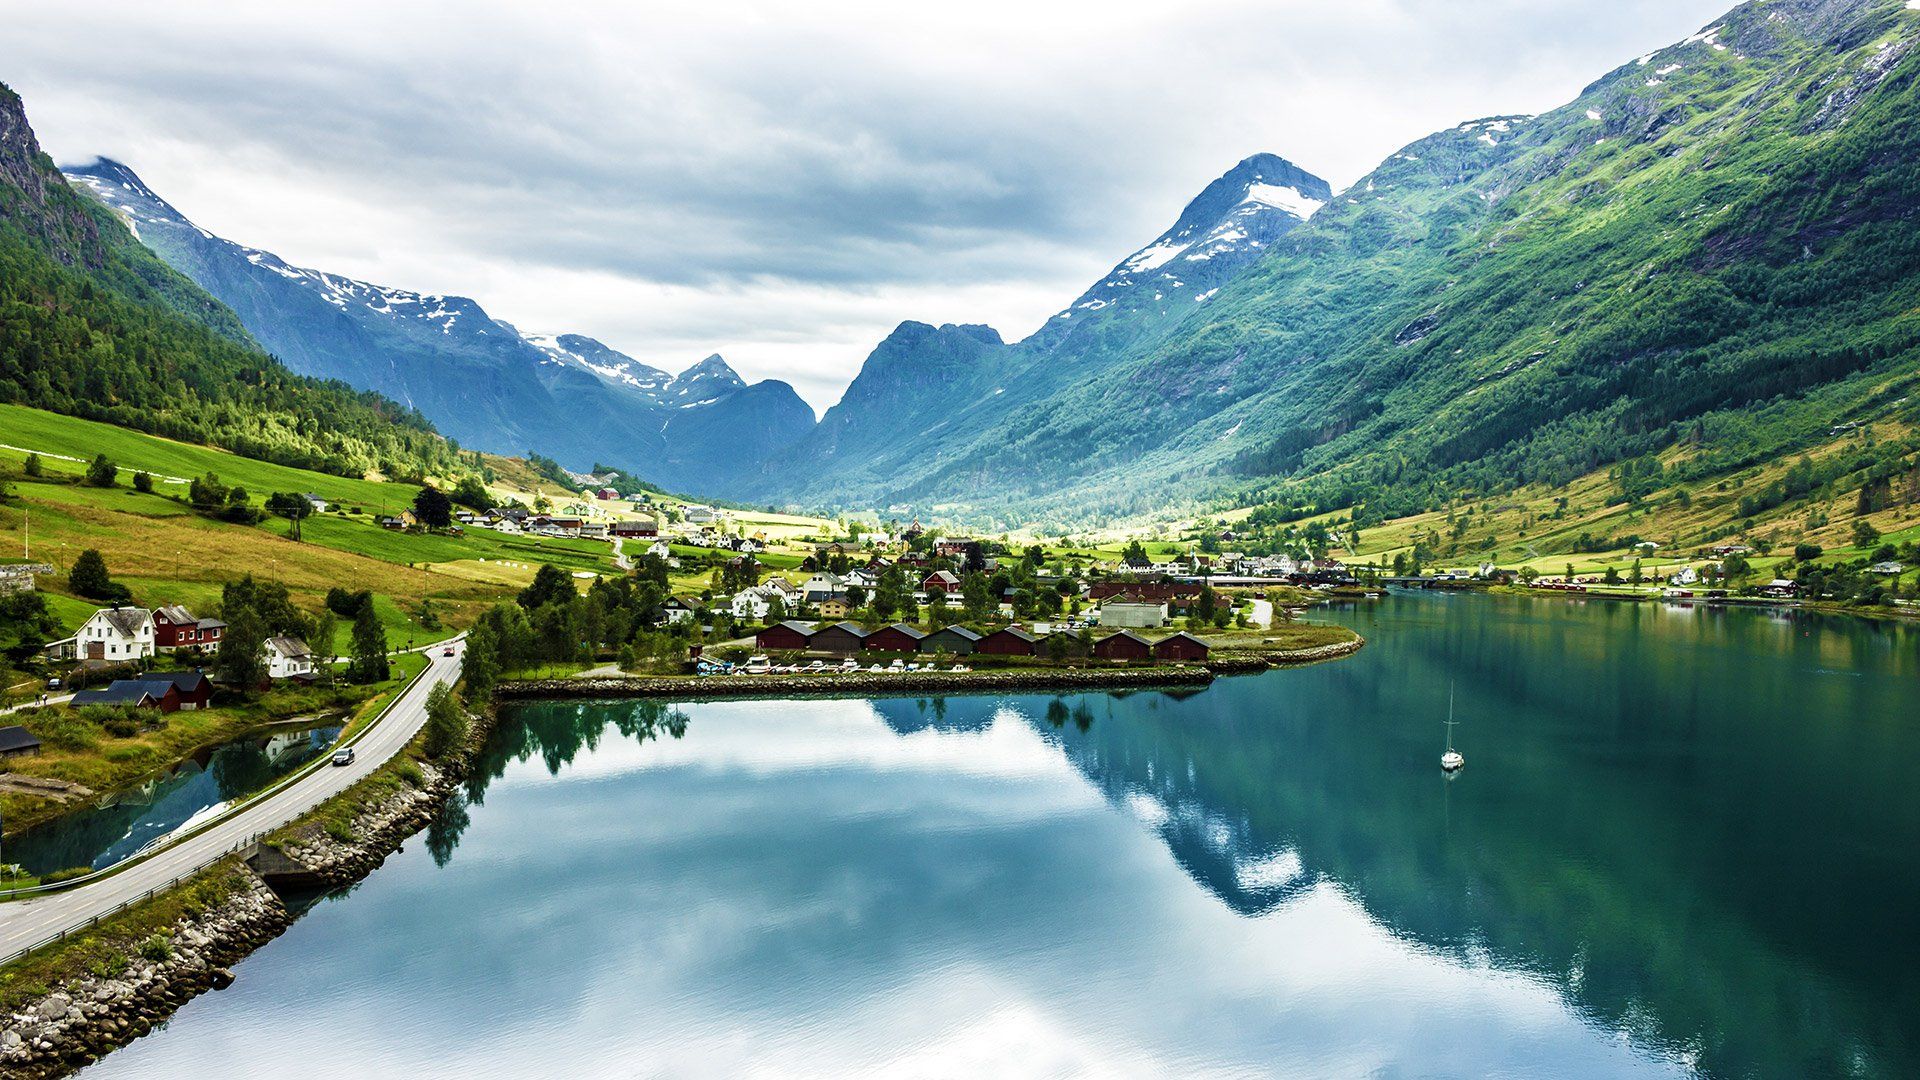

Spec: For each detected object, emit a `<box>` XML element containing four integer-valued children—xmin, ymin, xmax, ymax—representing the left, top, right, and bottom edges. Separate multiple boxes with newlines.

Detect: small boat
<box><xmin>1441</xmin><ymin>684</ymin><xmax>1465</xmax><ymax>771</ymax></box>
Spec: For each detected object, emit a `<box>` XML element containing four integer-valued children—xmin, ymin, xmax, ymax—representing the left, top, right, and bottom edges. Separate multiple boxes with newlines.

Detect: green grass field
<box><xmin>0</xmin><ymin>404</ymin><xmax>419</xmax><ymax>507</ymax></box>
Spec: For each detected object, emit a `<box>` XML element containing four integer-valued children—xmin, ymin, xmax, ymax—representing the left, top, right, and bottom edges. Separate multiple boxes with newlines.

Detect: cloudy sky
<box><xmin>5</xmin><ymin>0</ymin><xmax>1731</xmax><ymax>412</ymax></box>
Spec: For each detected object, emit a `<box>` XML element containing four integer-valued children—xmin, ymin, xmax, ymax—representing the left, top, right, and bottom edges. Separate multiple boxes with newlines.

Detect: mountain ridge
<box><xmin>62</xmin><ymin>157</ymin><xmax>814</xmax><ymax>494</ymax></box>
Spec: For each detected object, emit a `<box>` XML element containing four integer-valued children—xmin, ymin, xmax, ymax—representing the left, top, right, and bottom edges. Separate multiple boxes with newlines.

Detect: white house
<box><xmin>730</xmin><ymin>590</ymin><xmax>772</xmax><ymax>620</ymax></box>
<box><xmin>646</xmin><ymin>540</ymin><xmax>672</xmax><ymax>558</ymax></box>
<box><xmin>1669</xmin><ymin>566</ymin><xmax>1700</xmax><ymax>586</ymax></box>
<box><xmin>45</xmin><ymin>606</ymin><xmax>156</xmax><ymax>663</ymax></box>
<box><xmin>661</xmin><ymin>597</ymin><xmax>696</xmax><ymax>625</ymax></box>
<box><xmin>264</xmin><ymin>636</ymin><xmax>316</xmax><ymax>681</ymax></box>
<box><xmin>802</xmin><ymin>572</ymin><xmax>843</xmax><ymax>603</ymax></box>
<box><xmin>684</xmin><ymin>505</ymin><xmax>725</xmax><ymax>526</ymax></box>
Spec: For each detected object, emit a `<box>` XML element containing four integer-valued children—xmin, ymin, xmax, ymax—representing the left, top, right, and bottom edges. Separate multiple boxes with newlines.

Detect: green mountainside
<box><xmin>759</xmin><ymin>0</ymin><xmax>1920</xmax><ymax>531</ymax></box>
<box><xmin>0</xmin><ymin>83</ymin><xmax>461</xmax><ymax>480</ymax></box>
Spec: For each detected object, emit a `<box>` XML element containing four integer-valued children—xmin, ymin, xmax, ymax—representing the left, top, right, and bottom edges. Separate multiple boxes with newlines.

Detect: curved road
<box><xmin>0</xmin><ymin>640</ymin><xmax>464</xmax><ymax>959</ymax></box>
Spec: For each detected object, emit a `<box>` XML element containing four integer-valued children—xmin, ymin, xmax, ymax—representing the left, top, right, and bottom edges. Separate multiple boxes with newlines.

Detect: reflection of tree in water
<box><xmin>209</xmin><ymin>743</ymin><xmax>274</xmax><ymax>802</ymax></box>
<box><xmin>432</xmin><ymin>700</ymin><xmax>691</xmax><ymax>865</ymax></box>
<box><xmin>426</xmin><ymin>793</ymin><xmax>469</xmax><ymax>868</ymax></box>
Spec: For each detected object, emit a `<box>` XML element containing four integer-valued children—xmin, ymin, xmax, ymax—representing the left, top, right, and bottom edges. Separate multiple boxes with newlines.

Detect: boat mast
<box><xmin>1445</xmin><ymin>682</ymin><xmax>1456</xmax><ymax>752</ymax></box>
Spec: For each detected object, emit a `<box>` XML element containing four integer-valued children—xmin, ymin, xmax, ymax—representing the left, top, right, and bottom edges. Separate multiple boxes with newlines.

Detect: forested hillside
<box><xmin>754</xmin><ymin>0</ymin><xmax>1920</xmax><ymax>532</ymax></box>
<box><xmin>0</xmin><ymin>83</ymin><xmax>462</xmax><ymax>481</ymax></box>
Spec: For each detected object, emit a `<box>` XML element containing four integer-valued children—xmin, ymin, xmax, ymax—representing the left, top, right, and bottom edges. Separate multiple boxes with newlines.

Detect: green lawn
<box><xmin>0</xmin><ymin>404</ymin><xmax>419</xmax><ymax>507</ymax></box>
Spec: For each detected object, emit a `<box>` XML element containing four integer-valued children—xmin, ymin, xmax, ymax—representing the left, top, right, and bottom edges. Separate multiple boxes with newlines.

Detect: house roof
<box><xmin>71</xmin><ymin>682</ymin><xmax>163</xmax><ymax>707</ymax></box>
<box><xmin>928</xmin><ymin>626</ymin><xmax>981</xmax><ymax>642</ymax></box>
<box><xmin>144</xmin><ymin>669</ymin><xmax>211</xmax><ymax>693</ymax></box>
<box><xmin>1098</xmin><ymin>630</ymin><xmax>1154</xmax><ymax>646</ymax></box>
<box><xmin>880</xmin><ymin>623</ymin><xmax>927</xmax><ymax>640</ymax></box>
<box><xmin>195</xmin><ymin>618</ymin><xmax>228</xmax><ymax>630</ymax></box>
<box><xmin>97</xmin><ymin>607</ymin><xmax>152</xmax><ymax>638</ymax></box>
<box><xmin>767</xmin><ymin>620</ymin><xmax>818</xmax><ymax>637</ymax></box>
<box><xmin>0</xmin><ymin>725</ymin><xmax>42</xmax><ymax>753</ymax></box>
<box><xmin>819</xmin><ymin>621</ymin><xmax>870</xmax><ymax>638</ymax></box>
<box><xmin>1158</xmin><ymin>631</ymin><xmax>1212</xmax><ymax>648</ymax></box>
<box><xmin>154</xmin><ymin>604</ymin><xmax>197</xmax><ymax>624</ymax></box>
<box><xmin>983</xmin><ymin>627</ymin><xmax>1036</xmax><ymax>643</ymax></box>
<box><xmin>266</xmin><ymin>636</ymin><xmax>313</xmax><ymax>659</ymax></box>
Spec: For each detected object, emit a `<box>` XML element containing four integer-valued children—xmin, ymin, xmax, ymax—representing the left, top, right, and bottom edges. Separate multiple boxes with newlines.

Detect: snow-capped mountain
<box><xmin>1030</xmin><ymin>153</ymin><xmax>1331</xmax><ymax>352</ymax></box>
<box><xmin>64</xmin><ymin>158</ymin><xmax>814</xmax><ymax>493</ymax></box>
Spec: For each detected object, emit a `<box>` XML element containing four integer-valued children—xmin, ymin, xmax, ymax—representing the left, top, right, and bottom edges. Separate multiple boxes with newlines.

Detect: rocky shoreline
<box><xmin>0</xmin><ymin>707</ymin><xmax>499</xmax><ymax>1078</ymax></box>
<box><xmin>491</xmin><ymin>638</ymin><xmax>1363</xmax><ymax>702</ymax></box>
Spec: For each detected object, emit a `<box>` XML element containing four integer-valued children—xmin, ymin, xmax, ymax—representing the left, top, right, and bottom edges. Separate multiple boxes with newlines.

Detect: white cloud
<box><xmin>2</xmin><ymin>0</ymin><xmax>1732</xmax><ymax>410</ymax></box>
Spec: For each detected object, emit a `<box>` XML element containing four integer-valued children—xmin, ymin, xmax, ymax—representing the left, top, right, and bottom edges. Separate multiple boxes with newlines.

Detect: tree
<box><xmin>189</xmin><ymin>473</ymin><xmax>228</xmax><ymax>511</ymax></box>
<box><xmin>463</xmin><ymin>621</ymin><xmax>502</xmax><ymax>702</ymax></box>
<box><xmin>451</xmin><ymin>476</ymin><xmax>495</xmax><ymax>510</ymax></box>
<box><xmin>0</xmin><ymin>591</ymin><xmax>60</xmax><ymax>660</ymax></box>
<box><xmin>132</xmin><ymin>470</ymin><xmax>154</xmax><ymax>494</ymax></box>
<box><xmin>349</xmin><ymin>602</ymin><xmax>390</xmax><ymax>683</ymax></box>
<box><xmin>217</xmin><ymin>607</ymin><xmax>268</xmax><ymax>689</ymax></box>
<box><xmin>1122</xmin><ymin>539</ymin><xmax>1150</xmax><ymax>566</ymax></box>
<box><xmin>413</xmin><ymin>485</ymin><xmax>453</xmax><ymax>528</ymax></box>
<box><xmin>422</xmin><ymin>683</ymin><xmax>469</xmax><ymax>759</ymax></box>
<box><xmin>310</xmin><ymin>609</ymin><xmax>338</xmax><ymax>683</ymax></box>
<box><xmin>82</xmin><ymin>454</ymin><xmax>117</xmax><ymax>487</ymax></box>
<box><xmin>265</xmin><ymin>492</ymin><xmax>314</xmax><ymax>540</ymax></box>
<box><xmin>1794</xmin><ymin>543</ymin><xmax>1824</xmax><ymax>563</ymax></box>
<box><xmin>1852</xmin><ymin>520</ymin><xmax>1881</xmax><ymax>549</ymax></box>
<box><xmin>22</xmin><ymin>453</ymin><xmax>41</xmax><ymax>477</ymax></box>
<box><xmin>518</xmin><ymin>563</ymin><xmax>576</xmax><ymax>610</ymax></box>
<box><xmin>69</xmin><ymin>549</ymin><xmax>129</xmax><ymax>602</ymax></box>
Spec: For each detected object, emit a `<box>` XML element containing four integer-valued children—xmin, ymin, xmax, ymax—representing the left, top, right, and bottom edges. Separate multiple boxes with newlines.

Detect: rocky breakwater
<box><xmin>0</xmin><ymin>876</ymin><xmax>289</xmax><ymax>1079</ymax></box>
<box><xmin>496</xmin><ymin>664</ymin><xmax>1217</xmax><ymax>701</ymax></box>
<box><xmin>0</xmin><ymin>706</ymin><xmax>497</xmax><ymax>1078</ymax></box>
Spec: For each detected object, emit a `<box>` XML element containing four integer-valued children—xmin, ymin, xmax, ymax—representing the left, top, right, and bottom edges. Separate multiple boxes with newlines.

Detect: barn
<box><xmin>756</xmin><ymin>621</ymin><xmax>817</xmax><ymax>652</ymax></box>
<box><xmin>922</xmin><ymin>626</ymin><xmax>981</xmax><ymax>655</ymax></box>
<box><xmin>976</xmin><ymin>627</ymin><xmax>1039</xmax><ymax>656</ymax></box>
<box><xmin>1093</xmin><ymin>630</ymin><xmax>1153</xmax><ymax>662</ymax></box>
<box><xmin>810</xmin><ymin>622</ymin><xmax>870</xmax><ymax>655</ymax></box>
<box><xmin>866</xmin><ymin>624</ymin><xmax>928</xmax><ymax>653</ymax></box>
<box><xmin>1151</xmin><ymin>632</ymin><xmax>1212</xmax><ymax>662</ymax></box>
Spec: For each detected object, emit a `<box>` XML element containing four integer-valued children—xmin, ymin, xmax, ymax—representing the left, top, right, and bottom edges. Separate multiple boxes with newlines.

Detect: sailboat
<box><xmin>1441</xmin><ymin>684</ymin><xmax>1465</xmax><ymax>772</ymax></box>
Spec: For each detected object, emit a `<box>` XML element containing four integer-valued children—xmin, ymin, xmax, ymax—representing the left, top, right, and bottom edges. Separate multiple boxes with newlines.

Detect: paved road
<box><xmin>0</xmin><ymin>693</ymin><xmax>73</xmax><ymax>716</ymax></box>
<box><xmin>0</xmin><ymin>639</ymin><xmax>464</xmax><ymax>958</ymax></box>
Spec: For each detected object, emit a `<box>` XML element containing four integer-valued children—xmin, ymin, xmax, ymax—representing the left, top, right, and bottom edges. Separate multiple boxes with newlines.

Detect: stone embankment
<box><xmin>0</xmin><ymin>708</ymin><xmax>497</xmax><ymax>1078</ymax></box>
<box><xmin>496</xmin><ymin>665</ymin><xmax>1216</xmax><ymax>701</ymax></box>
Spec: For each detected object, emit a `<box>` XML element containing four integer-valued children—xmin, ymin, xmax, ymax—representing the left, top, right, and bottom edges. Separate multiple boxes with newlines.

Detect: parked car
<box><xmin>331</xmin><ymin>747</ymin><xmax>357</xmax><ymax>767</ymax></box>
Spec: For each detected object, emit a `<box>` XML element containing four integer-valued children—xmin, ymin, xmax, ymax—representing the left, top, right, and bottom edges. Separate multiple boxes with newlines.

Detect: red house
<box><xmin>866</xmin><ymin>624</ymin><xmax>927</xmax><ymax>653</ymax></box>
<box><xmin>1088</xmin><ymin>581</ymin><xmax>1203</xmax><ymax>612</ymax></box>
<box><xmin>152</xmin><ymin>605</ymin><xmax>227</xmax><ymax>653</ymax></box>
<box><xmin>920</xmin><ymin>570</ymin><xmax>961</xmax><ymax>596</ymax></box>
<box><xmin>1093</xmin><ymin>630</ymin><xmax>1153</xmax><ymax>662</ymax></box>
<box><xmin>1151</xmin><ymin>632</ymin><xmax>1211</xmax><ymax>662</ymax></box>
<box><xmin>976</xmin><ymin>627</ymin><xmax>1040</xmax><ymax>656</ymax></box>
<box><xmin>611</xmin><ymin>519</ymin><xmax>660</xmax><ymax>538</ymax></box>
<box><xmin>755</xmin><ymin>621</ymin><xmax>816</xmax><ymax>651</ymax></box>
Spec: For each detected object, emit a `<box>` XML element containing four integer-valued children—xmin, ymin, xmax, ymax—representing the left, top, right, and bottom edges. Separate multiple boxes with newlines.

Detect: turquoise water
<box><xmin>80</xmin><ymin>594</ymin><xmax>1920</xmax><ymax>1078</ymax></box>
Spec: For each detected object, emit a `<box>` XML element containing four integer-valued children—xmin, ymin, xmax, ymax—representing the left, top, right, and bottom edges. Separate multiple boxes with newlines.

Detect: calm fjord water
<box><xmin>83</xmin><ymin>594</ymin><xmax>1919</xmax><ymax>1078</ymax></box>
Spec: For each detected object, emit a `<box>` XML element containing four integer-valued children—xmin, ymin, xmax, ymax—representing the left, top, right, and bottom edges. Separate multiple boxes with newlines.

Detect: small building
<box><xmin>264</xmin><ymin>637</ymin><xmax>316</xmax><ymax>681</ymax></box>
<box><xmin>578</xmin><ymin>522</ymin><xmax>609</xmax><ymax>540</ymax></box>
<box><xmin>1151</xmin><ymin>632</ymin><xmax>1212</xmax><ymax>662</ymax></box>
<box><xmin>611</xmin><ymin>518</ymin><xmax>659</xmax><ymax>538</ymax></box>
<box><xmin>1097</xmin><ymin>597</ymin><xmax>1170</xmax><ymax>629</ymax></box>
<box><xmin>0</xmin><ymin>563</ymin><xmax>53</xmax><ymax>596</ymax></box>
<box><xmin>756</xmin><ymin>621</ymin><xmax>817</xmax><ymax>651</ymax></box>
<box><xmin>152</xmin><ymin>605</ymin><xmax>227</xmax><ymax>653</ymax></box>
<box><xmin>661</xmin><ymin>597</ymin><xmax>696</xmax><ymax>625</ymax></box>
<box><xmin>922</xmin><ymin>626</ymin><xmax>981</xmax><ymax>655</ymax></box>
<box><xmin>976</xmin><ymin>627</ymin><xmax>1040</xmax><ymax>656</ymax></box>
<box><xmin>817</xmin><ymin>595</ymin><xmax>854</xmax><ymax>619</ymax></box>
<box><xmin>921</xmin><ymin>570</ymin><xmax>962</xmax><ymax>596</ymax></box>
<box><xmin>146</xmin><ymin>669</ymin><xmax>214</xmax><ymax>710</ymax></box>
<box><xmin>0</xmin><ymin>726</ymin><xmax>43</xmax><ymax>759</ymax></box>
<box><xmin>810</xmin><ymin>622</ymin><xmax>870</xmax><ymax>655</ymax></box>
<box><xmin>730</xmin><ymin>590</ymin><xmax>772</xmax><ymax>621</ymax></box>
<box><xmin>1868</xmin><ymin>561</ymin><xmax>1907</xmax><ymax>576</ymax></box>
<box><xmin>1093</xmin><ymin>630</ymin><xmax>1153</xmax><ymax>662</ymax></box>
<box><xmin>866</xmin><ymin>624</ymin><xmax>927</xmax><ymax>653</ymax></box>
<box><xmin>72</xmin><ymin>679</ymin><xmax>180</xmax><ymax>712</ymax></box>
<box><xmin>1758</xmin><ymin>579</ymin><xmax>1800</xmax><ymax>599</ymax></box>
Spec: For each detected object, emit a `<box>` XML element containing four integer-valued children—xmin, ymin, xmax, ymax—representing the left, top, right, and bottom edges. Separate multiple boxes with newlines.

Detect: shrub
<box><xmin>132</xmin><ymin>470</ymin><xmax>154</xmax><ymax>493</ymax></box>
<box><xmin>42</xmin><ymin>866</ymin><xmax>95</xmax><ymax>884</ymax></box>
<box><xmin>137</xmin><ymin>934</ymin><xmax>173</xmax><ymax>962</ymax></box>
<box><xmin>392</xmin><ymin>759</ymin><xmax>426</xmax><ymax>788</ymax></box>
